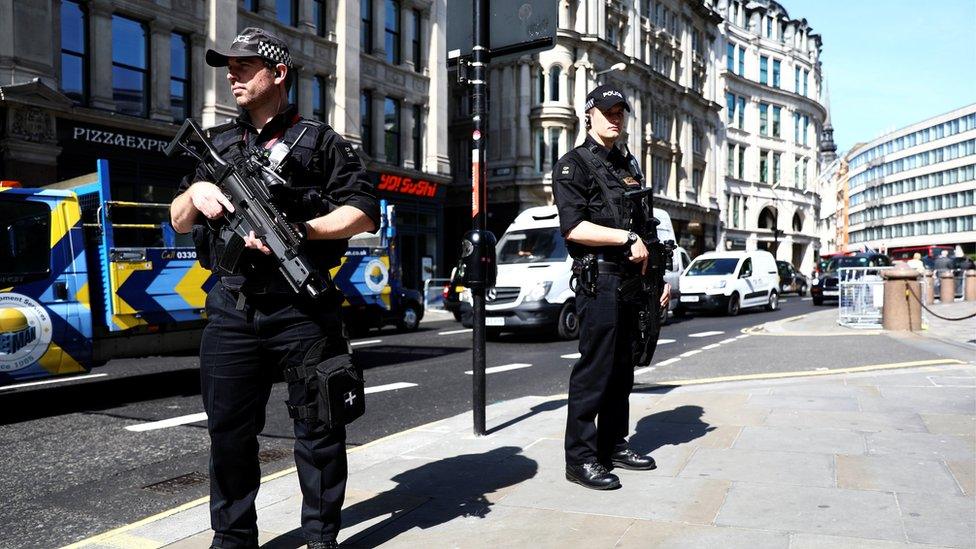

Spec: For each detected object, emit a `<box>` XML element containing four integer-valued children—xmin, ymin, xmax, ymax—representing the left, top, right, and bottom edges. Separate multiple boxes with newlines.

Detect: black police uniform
<box><xmin>176</xmin><ymin>103</ymin><xmax>379</xmax><ymax>548</ymax></box>
<box><xmin>553</xmin><ymin>134</ymin><xmax>644</xmax><ymax>468</ymax></box>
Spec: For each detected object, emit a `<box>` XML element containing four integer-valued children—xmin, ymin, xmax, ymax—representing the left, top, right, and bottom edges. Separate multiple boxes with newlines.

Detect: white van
<box><xmin>467</xmin><ymin>205</ymin><xmax>683</xmax><ymax>338</ymax></box>
<box><xmin>677</xmin><ymin>250</ymin><xmax>780</xmax><ymax>316</ymax></box>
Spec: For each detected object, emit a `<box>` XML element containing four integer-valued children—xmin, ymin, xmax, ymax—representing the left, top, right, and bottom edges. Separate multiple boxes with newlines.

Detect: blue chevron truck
<box><xmin>0</xmin><ymin>159</ymin><xmax>420</xmax><ymax>387</ymax></box>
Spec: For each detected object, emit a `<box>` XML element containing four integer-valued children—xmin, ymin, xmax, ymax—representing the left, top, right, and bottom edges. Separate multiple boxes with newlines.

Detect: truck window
<box><xmin>0</xmin><ymin>200</ymin><xmax>51</xmax><ymax>281</ymax></box>
<box><xmin>496</xmin><ymin>228</ymin><xmax>568</xmax><ymax>264</ymax></box>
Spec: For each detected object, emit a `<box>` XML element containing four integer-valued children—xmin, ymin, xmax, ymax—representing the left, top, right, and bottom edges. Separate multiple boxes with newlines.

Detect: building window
<box><xmin>313</xmin><ymin>75</ymin><xmax>327</xmax><ymax>122</ymax></box>
<box><xmin>794</xmin><ymin>66</ymin><xmax>801</xmax><ymax>93</ymax></box>
<box><xmin>549</xmin><ymin>128</ymin><xmax>560</xmax><ymax>168</ymax></box>
<box><xmin>766</xmin><ymin>16</ymin><xmax>772</xmax><ymax>38</ymax></box>
<box><xmin>773</xmin><ymin>152</ymin><xmax>781</xmax><ymax>185</ymax></box>
<box><xmin>535</xmin><ymin>129</ymin><xmax>546</xmax><ymax>172</ymax></box>
<box><xmin>384</xmin><ymin>97</ymin><xmax>401</xmax><ymax>165</ymax></box>
<box><xmin>802</xmin><ymin>158</ymin><xmax>808</xmax><ymax>189</ymax></box>
<box><xmin>361</xmin><ymin>91</ymin><xmax>373</xmax><ymax>155</ymax></box>
<box><xmin>385</xmin><ymin>0</ymin><xmax>401</xmax><ymax>65</ymax></box>
<box><xmin>549</xmin><ymin>66</ymin><xmax>561</xmax><ymax>101</ymax></box>
<box><xmin>537</xmin><ymin>69</ymin><xmax>545</xmax><ymax>103</ymax></box>
<box><xmin>112</xmin><ymin>15</ymin><xmax>149</xmax><ymax>118</ymax></box>
<box><xmin>727</xmin><ymin>143</ymin><xmax>735</xmax><ymax>175</ymax></box>
<box><xmin>772</xmin><ymin>59</ymin><xmax>781</xmax><ymax>88</ymax></box>
<box><xmin>361</xmin><ymin>0</ymin><xmax>373</xmax><ymax>53</ymax></box>
<box><xmin>760</xmin><ymin>149</ymin><xmax>768</xmax><ymax>184</ymax></box>
<box><xmin>732</xmin><ymin>195</ymin><xmax>740</xmax><ymax>227</ymax></box>
<box><xmin>803</xmin><ymin>69</ymin><xmax>809</xmax><ymax>96</ymax></box>
<box><xmin>170</xmin><ymin>33</ymin><xmax>190</xmax><ymax>121</ymax></box>
<box><xmin>794</xmin><ymin>112</ymin><xmax>801</xmax><ymax>143</ymax></box>
<box><xmin>413</xmin><ymin>104</ymin><xmax>423</xmax><ymax>170</ymax></box>
<box><xmin>313</xmin><ymin>0</ymin><xmax>327</xmax><ymax>37</ymax></box>
<box><xmin>288</xmin><ymin>67</ymin><xmax>298</xmax><ymax>105</ymax></box>
<box><xmin>759</xmin><ymin>103</ymin><xmax>768</xmax><ymax>136</ymax></box>
<box><xmin>772</xmin><ymin>105</ymin><xmax>781</xmax><ymax>138</ymax></box>
<box><xmin>794</xmin><ymin>154</ymin><xmax>800</xmax><ymax>186</ymax></box>
<box><xmin>244</xmin><ymin>0</ymin><xmax>258</xmax><ymax>11</ymax></box>
<box><xmin>803</xmin><ymin>115</ymin><xmax>810</xmax><ymax>146</ymax></box>
<box><xmin>60</xmin><ymin>0</ymin><xmax>88</xmax><ymax>105</ymax></box>
<box><xmin>737</xmin><ymin>96</ymin><xmax>745</xmax><ymax>128</ymax></box>
<box><xmin>277</xmin><ymin>0</ymin><xmax>298</xmax><ymax>26</ymax></box>
<box><xmin>738</xmin><ymin>145</ymin><xmax>745</xmax><ymax>179</ymax></box>
<box><xmin>759</xmin><ymin>56</ymin><xmax>768</xmax><ymax>85</ymax></box>
<box><xmin>412</xmin><ymin>9</ymin><xmax>422</xmax><ymax>72</ymax></box>
<box><xmin>726</xmin><ymin>43</ymin><xmax>735</xmax><ymax>72</ymax></box>
<box><xmin>726</xmin><ymin>92</ymin><xmax>735</xmax><ymax>124</ymax></box>
<box><xmin>738</xmin><ymin>46</ymin><xmax>745</xmax><ymax>76</ymax></box>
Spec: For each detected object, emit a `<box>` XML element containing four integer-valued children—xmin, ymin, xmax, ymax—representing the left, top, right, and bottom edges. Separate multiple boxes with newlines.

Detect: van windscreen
<box><xmin>496</xmin><ymin>228</ymin><xmax>568</xmax><ymax>264</ymax></box>
<box><xmin>686</xmin><ymin>257</ymin><xmax>739</xmax><ymax>276</ymax></box>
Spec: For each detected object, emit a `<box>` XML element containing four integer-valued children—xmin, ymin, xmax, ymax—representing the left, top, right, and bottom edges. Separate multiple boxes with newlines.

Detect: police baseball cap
<box><xmin>206</xmin><ymin>27</ymin><xmax>293</xmax><ymax>68</ymax></box>
<box><xmin>584</xmin><ymin>84</ymin><xmax>631</xmax><ymax>112</ymax></box>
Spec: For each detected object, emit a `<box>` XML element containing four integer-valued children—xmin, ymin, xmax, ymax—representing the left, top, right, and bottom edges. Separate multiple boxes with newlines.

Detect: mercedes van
<box><xmin>677</xmin><ymin>250</ymin><xmax>780</xmax><ymax>316</ymax></box>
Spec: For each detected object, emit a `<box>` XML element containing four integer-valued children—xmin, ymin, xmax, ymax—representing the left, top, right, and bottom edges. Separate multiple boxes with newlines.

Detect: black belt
<box><xmin>596</xmin><ymin>260</ymin><xmax>641</xmax><ymax>276</ymax></box>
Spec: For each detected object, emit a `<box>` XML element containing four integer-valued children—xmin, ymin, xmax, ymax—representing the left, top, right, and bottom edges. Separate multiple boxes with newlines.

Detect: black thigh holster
<box><xmin>284</xmin><ymin>338</ymin><xmax>365</xmax><ymax>429</ymax></box>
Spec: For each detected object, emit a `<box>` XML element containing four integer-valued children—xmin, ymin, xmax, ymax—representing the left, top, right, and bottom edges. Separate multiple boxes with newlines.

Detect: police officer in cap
<box><xmin>553</xmin><ymin>84</ymin><xmax>671</xmax><ymax>490</ymax></box>
<box><xmin>169</xmin><ymin>28</ymin><xmax>378</xmax><ymax>548</ymax></box>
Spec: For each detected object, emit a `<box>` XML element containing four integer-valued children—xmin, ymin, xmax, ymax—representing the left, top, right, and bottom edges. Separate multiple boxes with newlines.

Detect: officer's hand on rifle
<box><xmin>243</xmin><ymin>230</ymin><xmax>273</xmax><ymax>255</ymax></box>
<box><xmin>189</xmin><ymin>181</ymin><xmax>235</xmax><ymax>220</ymax></box>
<box><xmin>660</xmin><ymin>282</ymin><xmax>671</xmax><ymax>308</ymax></box>
<box><xmin>627</xmin><ymin>236</ymin><xmax>649</xmax><ymax>275</ymax></box>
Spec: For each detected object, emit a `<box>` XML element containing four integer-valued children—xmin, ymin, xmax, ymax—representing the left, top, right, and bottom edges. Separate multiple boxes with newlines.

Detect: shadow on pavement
<box><xmin>485</xmin><ymin>399</ymin><xmax>567</xmax><ymax>435</ymax></box>
<box><xmin>270</xmin><ymin>446</ymin><xmax>538</xmax><ymax>548</ymax></box>
<box><xmin>629</xmin><ymin>405</ymin><xmax>715</xmax><ymax>454</ymax></box>
<box><xmin>354</xmin><ymin>345</ymin><xmax>468</xmax><ymax>369</ymax></box>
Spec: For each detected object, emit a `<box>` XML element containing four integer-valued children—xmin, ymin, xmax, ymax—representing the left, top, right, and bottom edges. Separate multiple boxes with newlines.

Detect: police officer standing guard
<box><xmin>169</xmin><ymin>28</ymin><xmax>378</xmax><ymax>548</ymax></box>
<box><xmin>553</xmin><ymin>85</ymin><xmax>671</xmax><ymax>490</ymax></box>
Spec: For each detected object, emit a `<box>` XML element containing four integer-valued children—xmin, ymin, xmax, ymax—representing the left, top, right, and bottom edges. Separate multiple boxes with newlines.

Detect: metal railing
<box><xmin>837</xmin><ymin>266</ymin><xmax>894</xmax><ymax>329</ymax></box>
<box><xmin>422</xmin><ymin>277</ymin><xmax>452</xmax><ymax>311</ymax></box>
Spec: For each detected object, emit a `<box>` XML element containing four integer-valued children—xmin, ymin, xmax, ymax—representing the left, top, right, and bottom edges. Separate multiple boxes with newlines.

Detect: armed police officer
<box><xmin>169</xmin><ymin>28</ymin><xmax>378</xmax><ymax>549</ymax></box>
<box><xmin>553</xmin><ymin>84</ymin><xmax>671</xmax><ymax>490</ymax></box>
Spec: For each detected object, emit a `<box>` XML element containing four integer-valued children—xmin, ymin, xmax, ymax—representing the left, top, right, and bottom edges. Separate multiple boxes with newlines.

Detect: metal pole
<box><xmin>470</xmin><ymin>0</ymin><xmax>489</xmax><ymax>436</ymax></box>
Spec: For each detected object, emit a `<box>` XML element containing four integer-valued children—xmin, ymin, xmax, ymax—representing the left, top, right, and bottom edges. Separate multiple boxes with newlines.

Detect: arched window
<box><xmin>758</xmin><ymin>206</ymin><xmax>777</xmax><ymax>230</ymax></box>
<box><xmin>792</xmin><ymin>211</ymin><xmax>803</xmax><ymax>232</ymax></box>
<box><xmin>549</xmin><ymin>66</ymin><xmax>561</xmax><ymax>101</ymax></box>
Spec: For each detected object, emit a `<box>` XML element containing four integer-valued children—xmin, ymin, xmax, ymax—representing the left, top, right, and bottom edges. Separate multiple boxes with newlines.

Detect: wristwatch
<box><xmin>625</xmin><ymin>231</ymin><xmax>639</xmax><ymax>246</ymax></box>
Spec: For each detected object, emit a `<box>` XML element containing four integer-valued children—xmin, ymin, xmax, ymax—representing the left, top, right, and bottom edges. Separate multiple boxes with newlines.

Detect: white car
<box><xmin>677</xmin><ymin>250</ymin><xmax>780</xmax><ymax>316</ymax></box>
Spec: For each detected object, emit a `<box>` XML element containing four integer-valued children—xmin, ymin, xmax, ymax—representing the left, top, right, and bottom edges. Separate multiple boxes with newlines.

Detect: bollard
<box><xmin>939</xmin><ymin>271</ymin><xmax>956</xmax><ymax>303</ymax></box>
<box><xmin>883</xmin><ymin>268</ymin><xmax>922</xmax><ymax>331</ymax></box>
<box><xmin>923</xmin><ymin>270</ymin><xmax>936</xmax><ymax>305</ymax></box>
<box><xmin>966</xmin><ymin>269</ymin><xmax>976</xmax><ymax>301</ymax></box>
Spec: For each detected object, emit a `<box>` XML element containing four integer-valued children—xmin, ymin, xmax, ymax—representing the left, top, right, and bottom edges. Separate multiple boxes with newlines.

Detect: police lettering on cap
<box><xmin>206</xmin><ymin>27</ymin><xmax>293</xmax><ymax>69</ymax></box>
<box><xmin>583</xmin><ymin>84</ymin><xmax>632</xmax><ymax>113</ymax></box>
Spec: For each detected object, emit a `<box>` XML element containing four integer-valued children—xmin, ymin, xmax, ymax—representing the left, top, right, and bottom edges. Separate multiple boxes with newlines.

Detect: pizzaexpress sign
<box><xmin>60</xmin><ymin>121</ymin><xmax>169</xmax><ymax>153</ymax></box>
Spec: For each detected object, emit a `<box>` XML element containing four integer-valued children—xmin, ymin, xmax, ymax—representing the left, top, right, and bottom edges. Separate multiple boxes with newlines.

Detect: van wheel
<box><xmin>556</xmin><ymin>301</ymin><xmax>579</xmax><ymax>340</ymax></box>
<box><xmin>766</xmin><ymin>290</ymin><xmax>779</xmax><ymax>311</ymax></box>
<box><xmin>727</xmin><ymin>293</ymin><xmax>741</xmax><ymax>316</ymax></box>
<box><xmin>397</xmin><ymin>303</ymin><xmax>421</xmax><ymax>331</ymax></box>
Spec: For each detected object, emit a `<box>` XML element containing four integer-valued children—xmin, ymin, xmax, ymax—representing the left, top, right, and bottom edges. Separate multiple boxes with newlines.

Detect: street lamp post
<box><xmin>594</xmin><ymin>62</ymin><xmax>627</xmax><ymax>84</ymax></box>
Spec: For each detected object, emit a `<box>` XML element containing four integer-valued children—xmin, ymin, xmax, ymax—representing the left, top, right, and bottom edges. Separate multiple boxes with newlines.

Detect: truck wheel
<box><xmin>556</xmin><ymin>301</ymin><xmax>579</xmax><ymax>340</ymax></box>
<box><xmin>727</xmin><ymin>293</ymin><xmax>741</xmax><ymax>316</ymax></box>
<box><xmin>766</xmin><ymin>290</ymin><xmax>779</xmax><ymax>311</ymax></box>
<box><xmin>397</xmin><ymin>303</ymin><xmax>421</xmax><ymax>331</ymax></box>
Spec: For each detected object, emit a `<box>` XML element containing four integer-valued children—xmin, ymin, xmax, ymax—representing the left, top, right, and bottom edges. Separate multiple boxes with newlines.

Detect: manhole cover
<box><xmin>258</xmin><ymin>448</ymin><xmax>292</xmax><ymax>464</ymax></box>
<box><xmin>143</xmin><ymin>471</ymin><xmax>208</xmax><ymax>494</ymax></box>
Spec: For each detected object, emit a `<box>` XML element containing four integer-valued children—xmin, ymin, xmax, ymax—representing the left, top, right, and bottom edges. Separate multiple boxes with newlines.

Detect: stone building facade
<box><xmin>0</xmin><ymin>0</ymin><xmax>452</xmax><ymax>287</ymax></box>
<box><xmin>715</xmin><ymin>0</ymin><xmax>830</xmax><ymax>273</ymax></box>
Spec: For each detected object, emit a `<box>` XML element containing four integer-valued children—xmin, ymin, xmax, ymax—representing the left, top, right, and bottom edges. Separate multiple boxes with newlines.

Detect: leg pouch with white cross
<box><xmin>284</xmin><ymin>338</ymin><xmax>365</xmax><ymax>430</ymax></box>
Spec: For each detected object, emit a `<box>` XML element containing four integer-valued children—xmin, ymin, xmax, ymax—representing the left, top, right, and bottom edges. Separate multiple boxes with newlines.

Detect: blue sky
<box><xmin>783</xmin><ymin>0</ymin><xmax>976</xmax><ymax>153</ymax></box>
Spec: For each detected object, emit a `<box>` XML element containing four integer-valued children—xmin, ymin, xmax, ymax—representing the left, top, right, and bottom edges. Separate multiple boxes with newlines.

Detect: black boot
<box><xmin>609</xmin><ymin>448</ymin><xmax>656</xmax><ymax>471</ymax></box>
<box><xmin>566</xmin><ymin>461</ymin><xmax>621</xmax><ymax>490</ymax></box>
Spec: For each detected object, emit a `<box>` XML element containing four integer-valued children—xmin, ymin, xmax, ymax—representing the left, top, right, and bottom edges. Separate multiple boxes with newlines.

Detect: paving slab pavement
<box><xmin>68</xmin><ymin>360</ymin><xmax>975</xmax><ymax>549</ymax></box>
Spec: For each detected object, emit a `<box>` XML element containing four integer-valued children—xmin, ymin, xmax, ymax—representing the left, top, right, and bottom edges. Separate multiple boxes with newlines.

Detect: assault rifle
<box><xmin>617</xmin><ymin>186</ymin><xmax>675</xmax><ymax>366</ymax></box>
<box><xmin>165</xmin><ymin>118</ymin><xmax>330</xmax><ymax>298</ymax></box>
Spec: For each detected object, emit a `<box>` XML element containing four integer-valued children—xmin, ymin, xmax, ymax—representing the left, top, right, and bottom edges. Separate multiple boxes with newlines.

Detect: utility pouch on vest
<box><xmin>316</xmin><ymin>353</ymin><xmax>365</xmax><ymax>429</ymax></box>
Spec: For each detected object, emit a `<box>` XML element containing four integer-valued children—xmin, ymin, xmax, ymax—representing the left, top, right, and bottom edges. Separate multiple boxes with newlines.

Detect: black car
<box><xmin>810</xmin><ymin>252</ymin><xmax>892</xmax><ymax>306</ymax></box>
<box><xmin>777</xmin><ymin>260</ymin><xmax>809</xmax><ymax>296</ymax></box>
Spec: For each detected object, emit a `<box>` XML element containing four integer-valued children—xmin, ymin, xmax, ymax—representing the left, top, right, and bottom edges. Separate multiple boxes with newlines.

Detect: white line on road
<box><xmin>465</xmin><ymin>363</ymin><xmax>532</xmax><ymax>375</ymax></box>
<box><xmin>561</xmin><ymin>352</ymin><xmax>582</xmax><ymax>359</ymax></box>
<box><xmin>365</xmin><ymin>382</ymin><xmax>418</xmax><ymax>394</ymax></box>
<box><xmin>439</xmin><ymin>328</ymin><xmax>472</xmax><ymax>335</ymax></box>
<box><xmin>680</xmin><ymin>350</ymin><xmax>702</xmax><ymax>358</ymax></box>
<box><xmin>126</xmin><ymin>412</ymin><xmax>208</xmax><ymax>432</ymax></box>
<box><xmin>702</xmin><ymin>344</ymin><xmax>721</xmax><ymax>350</ymax></box>
<box><xmin>657</xmin><ymin>357</ymin><xmax>681</xmax><ymax>367</ymax></box>
<box><xmin>0</xmin><ymin>373</ymin><xmax>108</xmax><ymax>391</ymax></box>
<box><xmin>736</xmin><ymin>334</ymin><xmax>751</xmax><ymax>339</ymax></box>
<box><xmin>801</xmin><ymin>297</ymin><xmax>812</xmax><ymax>301</ymax></box>
<box><xmin>658</xmin><ymin>339</ymin><xmax>676</xmax><ymax>345</ymax></box>
<box><xmin>688</xmin><ymin>331</ymin><xmax>724</xmax><ymax>338</ymax></box>
<box><xmin>719</xmin><ymin>338</ymin><xmax>738</xmax><ymax>344</ymax></box>
<box><xmin>634</xmin><ymin>366</ymin><xmax>655</xmax><ymax>376</ymax></box>
<box><xmin>350</xmin><ymin>339</ymin><xmax>382</xmax><ymax>347</ymax></box>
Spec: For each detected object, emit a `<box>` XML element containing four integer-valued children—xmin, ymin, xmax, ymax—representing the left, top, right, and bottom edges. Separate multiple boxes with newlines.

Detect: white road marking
<box><xmin>0</xmin><ymin>373</ymin><xmax>107</xmax><ymax>391</ymax></box>
<box><xmin>126</xmin><ymin>412</ymin><xmax>208</xmax><ymax>432</ymax></box>
<box><xmin>801</xmin><ymin>297</ymin><xmax>812</xmax><ymax>301</ymax></box>
<box><xmin>719</xmin><ymin>338</ymin><xmax>738</xmax><ymax>345</ymax></box>
<box><xmin>702</xmin><ymin>344</ymin><xmax>721</xmax><ymax>350</ymax></box>
<box><xmin>350</xmin><ymin>339</ymin><xmax>382</xmax><ymax>347</ymax></box>
<box><xmin>680</xmin><ymin>350</ymin><xmax>702</xmax><ymax>358</ymax></box>
<box><xmin>688</xmin><ymin>331</ymin><xmax>724</xmax><ymax>338</ymax></box>
<box><xmin>736</xmin><ymin>334</ymin><xmax>751</xmax><ymax>339</ymax></box>
<box><xmin>365</xmin><ymin>382</ymin><xmax>418</xmax><ymax>394</ymax></box>
<box><xmin>465</xmin><ymin>363</ymin><xmax>532</xmax><ymax>375</ymax></box>
<box><xmin>658</xmin><ymin>339</ymin><xmax>676</xmax><ymax>345</ymax></box>
<box><xmin>657</xmin><ymin>357</ymin><xmax>681</xmax><ymax>366</ymax></box>
<box><xmin>634</xmin><ymin>366</ymin><xmax>655</xmax><ymax>376</ymax></box>
<box><xmin>439</xmin><ymin>328</ymin><xmax>472</xmax><ymax>335</ymax></box>
<box><xmin>561</xmin><ymin>352</ymin><xmax>582</xmax><ymax>359</ymax></box>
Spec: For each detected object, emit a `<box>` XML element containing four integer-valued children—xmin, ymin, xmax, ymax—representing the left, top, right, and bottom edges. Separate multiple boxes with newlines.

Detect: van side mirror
<box><xmin>458</xmin><ymin>230</ymin><xmax>497</xmax><ymax>289</ymax></box>
<box><xmin>739</xmin><ymin>269</ymin><xmax>752</xmax><ymax>279</ymax></box>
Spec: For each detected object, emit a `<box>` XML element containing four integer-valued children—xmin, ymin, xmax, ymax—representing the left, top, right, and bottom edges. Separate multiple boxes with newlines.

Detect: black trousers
<box><xmin>565</xmin><ymin>272</ymin><xmax>638</xmax><ymax>465</ymax></box>
<box><xmin>201</xmin><ymin>283</ymin><xmax>349</xmax><ymax>548</ymax></box>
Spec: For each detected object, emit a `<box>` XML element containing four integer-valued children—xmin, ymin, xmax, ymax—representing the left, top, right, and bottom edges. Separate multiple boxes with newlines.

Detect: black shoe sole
<box><xmin>565</xmin><ymin>472</ymin><xmax>621</xmax><ymax>490</ymax></box>
<box><xmin>611</xmin><ymin>461</ymin><xmax>657</xmax><ymax>471</ymax></box>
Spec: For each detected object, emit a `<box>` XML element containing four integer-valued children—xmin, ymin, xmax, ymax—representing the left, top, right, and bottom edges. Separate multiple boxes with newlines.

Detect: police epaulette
<box><xmin>298</xmin><ymin>118</ymin><xmax>326</xmax><ymax>128</ymax></box>
<box><xmin>203</xmin><ymin>120</ymin><xmax>238</xmax><ymax>138</ymax></box>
